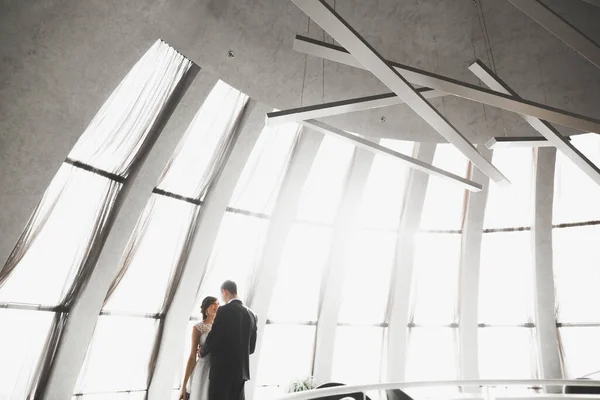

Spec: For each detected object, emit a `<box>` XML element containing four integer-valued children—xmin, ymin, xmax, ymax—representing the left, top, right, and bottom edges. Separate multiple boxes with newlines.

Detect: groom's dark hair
<box><xmin>221</xmin><ymin>280</ymin><xmax>238</xmax><ymax>295</ymax></box>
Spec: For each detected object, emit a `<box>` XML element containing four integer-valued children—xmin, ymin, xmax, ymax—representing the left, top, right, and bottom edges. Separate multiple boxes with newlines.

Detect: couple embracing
<box><xmin>181</xmin><ymin>280</ymin><xmax>258</xmax><ymax>400</ymax></box>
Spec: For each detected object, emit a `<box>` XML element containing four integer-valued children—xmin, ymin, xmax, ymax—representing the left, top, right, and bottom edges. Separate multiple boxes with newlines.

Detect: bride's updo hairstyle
<box><xmin>201</xmin><ymin>296</ymin><xmax>217</xmax><ymax>321</ymax></box>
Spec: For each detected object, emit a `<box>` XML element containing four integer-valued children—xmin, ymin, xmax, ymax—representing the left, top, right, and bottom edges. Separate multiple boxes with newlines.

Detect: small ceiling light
<box><xmin>227</xmin><ymin>50</ymin><xmax>235</xmax><ymax>59</ymax></box>
<box><xmin>380</xmin><ymin>116</ymin><xmax>386</xmax><ymax>123</ymax></box>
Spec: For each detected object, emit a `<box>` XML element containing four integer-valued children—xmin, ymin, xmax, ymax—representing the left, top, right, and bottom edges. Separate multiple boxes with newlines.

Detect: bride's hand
<box><xmin>179</xmin><ymin>391</ymin><xmax>186</xmax><ymax>400</ymax></box>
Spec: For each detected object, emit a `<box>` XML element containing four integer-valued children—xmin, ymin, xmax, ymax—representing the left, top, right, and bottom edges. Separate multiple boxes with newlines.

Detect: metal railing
<box><xmin>277</xmin><ymin>379</ymin><xmax>600</xmax><ymax>400</ymax></box>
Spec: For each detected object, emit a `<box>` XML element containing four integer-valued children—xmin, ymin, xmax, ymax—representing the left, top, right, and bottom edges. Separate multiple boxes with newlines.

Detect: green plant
<box><xmin>285</xmin><ymin>377</ymin><xmax>315</xmax><ymax>393</ymax></box>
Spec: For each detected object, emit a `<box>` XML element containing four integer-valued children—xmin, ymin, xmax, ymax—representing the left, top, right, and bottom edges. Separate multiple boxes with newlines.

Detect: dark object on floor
<box><xmin>564</xmin><ymin>378</ymin><xmax>600</xmax><ymax>394</ymax></box>
<box><xmin>386</xmin><ymin>388</ymin><xmax>415</xmax><ymax>400</ymax></box>
<box><xmin>313</xmin><ymin>382</ymin><xmax>372</xmax><ymax>400</ymax></box>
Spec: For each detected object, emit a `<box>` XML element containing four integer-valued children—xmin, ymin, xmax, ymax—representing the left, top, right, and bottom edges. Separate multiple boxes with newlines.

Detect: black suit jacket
<box><xmin>200</xmin><ymin>299</ymin><xmax>258</xmax><ymax>382</ymax></box>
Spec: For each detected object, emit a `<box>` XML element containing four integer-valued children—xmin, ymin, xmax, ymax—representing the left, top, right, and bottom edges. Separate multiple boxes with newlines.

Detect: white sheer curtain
<box><xmin>75</xmin><ymin>81</ymin><xmax>248</xmax><ymax>397</ymax></box>
<box><xmin>0</xmin><ymin>39</ymin><xmax>192</xmax><ymax>400</ymax></box>
<box><xmin>0</xmin><ymin>39</ymin><xmax>192</xmax><ymax>307</ymax></box>
<box><xmin>228</xmin><ymin>117</ymin><xmax>300</xmax><ymax>215</ymax></box>
<box><xmin>68</xmin><ymin>40</ymin><xmax>192</xmax><ymax>178</ymax></box>
<box><xmin>156</xmin><ymin>80</ymin><xmax>248</xmax><ymax>199</ymax></box>
<box><xmin>102</xmin><ymin>80</ymin><xmax>248</xmax><ymax>315</ymax></box>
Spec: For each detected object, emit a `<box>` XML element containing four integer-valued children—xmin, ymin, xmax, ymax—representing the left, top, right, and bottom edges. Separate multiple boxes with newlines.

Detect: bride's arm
<box><xmin>180</xmin><ymin>326</ymin><xmax>200</xmax><ymax>399</ymax></box>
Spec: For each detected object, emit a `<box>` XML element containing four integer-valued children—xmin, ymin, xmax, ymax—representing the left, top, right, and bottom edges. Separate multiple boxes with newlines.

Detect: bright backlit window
<box><xmin>554</xmin><ymin>134</ymin><xmax>600</xmax><ymax>224</ymax></box>
<box><xmin>331</xmin><ymin>326</ymin><xmax>386</xmax><ymax>385</ymax></box>
<box><xmin>478</xmin><ymin>231</ymin><xmax>534</xmax><ymax>325</ymax></box>
<box><xmin>338</xmin><ymin>230</ymin><xmax>396</xmax><ymax>325</ymax></box>
<box><xmin>268</xmin><ymin>224</ymin><xmax>333</xmax><ymax>323</ymax></box>
<box><xmin>420</xmin><ymin>144</ymin><xmax>469</xmax><ymax>231</ymax></box>
<box><xmin>255</xmin><ymin>325</ymin><xmax>316</xmax><ymax>390</ymax></box>
<box><xmin>296</xmin><ymin>135</ymin><xmax>354</xmax><ymax>224</ymax></box>
<box><xmin>478</xmin><ymin>327</ymin><xmax>538</xmax><ymax>379</ymax></box>
<box><xmin>411</xmin><ymin>233</ymin><xmax>461</xmax><ymax>325</ymax></box>
<box><xmin>356</xmin><ymin>139</ymin><xmax>413</xmax><ymax>230</ymax></box>
<box><xmin>553</xmin><ymin>225</ymin><xmax>600</xmax><ymax>323</ymax></box>
<box><xmin>560</xmin><ymin>326</ymin><xmax>600</xmax><ymax>378</ymax></box>
<box><xmin>484</xmin><ymin>148</ymin><xmax>534</xmax><ymax>229</ymax></box>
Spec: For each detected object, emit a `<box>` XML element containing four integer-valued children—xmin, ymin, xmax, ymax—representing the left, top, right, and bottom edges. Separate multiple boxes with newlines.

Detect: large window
<box><xmin>77</xmin><ymin>80</ymin><xmax>249</xmax><ymax>398</ymax></box>
<box><xmin>478</xmin><ymin>231</ymin><xmax>534</xmax><ymax>325</ymax></box>
<box><xmin>478</xmin><ymin>148</ymin><xmax>537</xmax><ymax>381</ymax></box>
<box><xmin>0</xmin><ymin>40</ymin><xmax>191</xmax><ymax>400</ymax></box>
<box><xmin>331</xmin><ymin>326</ymin><xmax>387</xmax><ymax>385</ymax></box>
<box><xmin>419</xmin><ymin>144</ymin><xmax>469</xmax><ymax>232</ymax></box>
<box><xmin>337</xmin><ymin>230</ymin><xmax>396</xmax><ymax>325</ymax></box>
<box><xmin>411</xmin><ymin>232</ymin><xmax>462</xmax><ymax>326</ymax></box>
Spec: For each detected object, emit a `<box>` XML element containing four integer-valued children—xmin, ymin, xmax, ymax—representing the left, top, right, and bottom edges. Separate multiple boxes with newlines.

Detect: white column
<box><xmin>458</xmin><ymin>145</ymin><xmax>492</xmax><ymax>386</ymax></box>
<box><xmin>386</xmin><ymin>142</ymin><xmax>436</xmax><ymax>381</ymax></box>
<box><xmin>312</xmin><ymin>146</ymin><xmax>376</xmax><ymax>385</ymax></box>
<box><xmin>245</xmin><ymin>129</ymin><xmax>323</xmax><ymax>400</ymax></box>
<box><xmin>146</xmin><ymin>100</ymin><xmax>270</xmax><ymax>399</ymax></box>
<box><xmin>532</xmin><ymin>147</ymin><xmax>563</xmax><ymax>385</ymax></box>
<box><xmin>39</xmin><ymin>66</ymin><xmax>205</xmax><ymax>400</ymax></box>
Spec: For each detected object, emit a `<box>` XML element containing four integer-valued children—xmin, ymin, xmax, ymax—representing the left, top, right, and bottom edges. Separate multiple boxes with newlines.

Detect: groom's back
<box><xmin>210</xmin><ymin>300</ymin><xmax>257</xmax><ymax>381</ymax></box>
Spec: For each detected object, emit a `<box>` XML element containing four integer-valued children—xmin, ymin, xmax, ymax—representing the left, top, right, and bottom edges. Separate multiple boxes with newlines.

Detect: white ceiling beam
<box><xmin>301</xmin><ymin>119</ymin><xmax>483</xmax><ymax>192</ymax></box>
<box><xmin>293</xmin><ymin>35</ymin><xmax>600</xmax><ymax>134</ymax></box>
<box><xmin>266</xmin><ymin>88</ymin><xmax>447</xmax><ymax>125</ymax></box>
<box><xmin>290</xmin><ymin>0</ymin><xmax>509</xmax><ymax>186</ymax></box>
<box><xmin>469</xmin><ymin>60</ymin><xmax>600</xmax><ymax>186</ymax></box>
<box><xmin>507</xmin><ymin>0</ymin><xmax>600</xmax><ymax>69</ymax></box>
<box><xmin>486</xmin><ymin>136</ymin><xmax>571</xmax><ymax>149</ymax></box>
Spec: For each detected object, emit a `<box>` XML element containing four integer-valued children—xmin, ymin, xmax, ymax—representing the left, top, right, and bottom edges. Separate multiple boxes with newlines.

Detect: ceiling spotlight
<box><xmin>227</xmin><ymin>50</ymin><xmax>235</xmax><ymax>59</ymax></box>
<box><xmin>380</xmin><ymin>116</ymin><xmax>386</xmax><ymax>123</ymax></box>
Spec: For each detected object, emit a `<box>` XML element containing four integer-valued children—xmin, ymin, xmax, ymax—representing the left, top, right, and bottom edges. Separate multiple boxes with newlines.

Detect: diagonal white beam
<box><xmin>507</xmin><ymin>0</ymin><xmax>600</xmax><ymax>69</ymax></box>
<box><xmin>486</xmin><ymin>136</ymin><xmax>571</xmax><ymax>149</ymax></box>
<box><xmin>469</xmin><ymin>60</ymin><xmax>600</xmax><ymax>186</ymax></box>
<box><xmin>293</xmin><ymin>35</ymin><xmax>600</xmax><ymax>134</ymax></box>
<box><xmin>301</xmin><ymin>119</ymin><xmax>482</xmax><ymax>192</ymax></box>
<box><xmin>266</xmin><ymin>88</ymin><xmax>447</xmax><ymax>125</ymax></box>
<box><xmin>289</xmin><ymin>0</ymin><xmax>509</xmax><ymax>186</ymax></box>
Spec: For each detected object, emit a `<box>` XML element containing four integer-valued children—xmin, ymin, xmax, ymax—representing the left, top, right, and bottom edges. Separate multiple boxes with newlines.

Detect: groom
<box><xmin>200</xmin><ymin>280</ymin><xmax>258</xmax><ymax>400</ymax></box>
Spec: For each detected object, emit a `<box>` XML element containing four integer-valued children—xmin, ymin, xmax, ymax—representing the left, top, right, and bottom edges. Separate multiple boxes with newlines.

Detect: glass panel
<box><xmin>338</xmin><ymin>230</ymin><xmax>396</xmax><ymax>325</ymax></box>
<box><xmin>420</xmin><ymin>144</ymin><xmax>469</xmax><ymax>231</ymax></box>
<box><xmin>478</xmin><ymin>327</ymin><xmax>538</xmax><ymax>378</ymax></box>
<box><xmin>560</xmin><ymin>326</ymin><xmax>600</xmax><ymax>378</ymax></box>
<box><xmin>411</xmin><ymin>233</ymin><xmax>461</xmax><ymax>325</ymax></box>
<box><xmin>75</xmin><ymin>316</ymin><xmax>159</xmax><ymax>394</ymax></box>
<box><xmin>295</xmin><ymin>135</ymin><xmax>354</xmax><ymax>224</ymax></box>
<box><xmin>268</xmin><ymin>224</ymin><xmax>333</xmax><ymax>322</ymax></box>
<box><xmin>479</xmin><ymin>231</ymin><xmax>534</xmax><ymax>324</ymax></box>
<box><xmin>0</xmin><ymin>309</ymin><xmax>54</xmax><ymax>400</ymax></box>
<box><xmin>256</xmin><ymin>324</ymin><xmax>316</xmax><ymax>388</ymax></box>
<box><xmin>0</xmin><ymin>166</ymin><xmax>119</xmax><ymax>306</ymax></box>
<box><xmin>192</xmin><ymin>213</ymin><xmax>268</xmax><ymax>318</ymax></box>
<box><xmin>356</xmin><ymin>139</ymin><xmax>413</xmax><ymax>230</ymax></box>
<box><xmin>554</xmin><ymin>226</ymin><xmax>600</xmax><ymax>323</ymax></box>
<box><xmin>405</xmin><ymin>328</ymin><xmax>459</xmax><ymax>399</ymax></box>
<box><xmin>332</xmin><ymin>326</ymin><xmax>385</xmax><ymax>385</ymax></box>
<box><xmin>156</xmin><ymin>80</ymin><xmax>248</xmax><ymax>200</ymax></box>
<box><xmin>103</xmin><ymin>196</ymin><xmax>198</xmax><ymax>314</ymax></box>
<box><xmin>554</xmin><ymin>134</ymin><xmax>600</xmax><ymax>224</ymax></box>
<box><xmin>484</xmin><ymin>148</ymin><xmax>534</xmax><ymax>229</ymax></box>
<box><xmin>229</xmin><ymin>119</ymin><xmax>300</xmax><ymax>215</ymax></box>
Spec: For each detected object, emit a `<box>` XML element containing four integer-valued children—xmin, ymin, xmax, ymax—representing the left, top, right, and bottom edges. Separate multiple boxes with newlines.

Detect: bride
<box><xmin>180</xmin><ymin>296</ymin><xmax>219</xmax><ymax>400</ymax></box>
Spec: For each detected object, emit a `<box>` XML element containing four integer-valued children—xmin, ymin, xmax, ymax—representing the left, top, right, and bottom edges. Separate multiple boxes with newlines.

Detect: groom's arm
<box><xmin>200</xmin><ymin>307</ymin><xmax>228</xmax><ymax>358</ymax></box>
<box><xmin>249</xmin><ymin>313</ymin><xmax>258</xmax><ymax>355</ymax></box>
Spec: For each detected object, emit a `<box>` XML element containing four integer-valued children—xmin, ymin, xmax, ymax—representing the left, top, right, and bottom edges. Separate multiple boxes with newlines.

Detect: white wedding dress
<box><xmin>187</xmin><ymin>322</ymin><xmax>212</xmax><ymax>400</ymax></box>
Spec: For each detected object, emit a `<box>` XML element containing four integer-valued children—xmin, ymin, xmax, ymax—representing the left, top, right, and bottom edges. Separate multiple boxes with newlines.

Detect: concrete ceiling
<box><xmin>2</xmin><ymin>0</ymin><xmax>600</xmax><ymax>148</ymax></box>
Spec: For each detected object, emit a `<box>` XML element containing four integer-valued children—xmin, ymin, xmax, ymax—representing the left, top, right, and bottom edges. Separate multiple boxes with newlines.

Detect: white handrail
<box><xmin>277</xmin><ymin>379</ymin><xmax>600</xmax><ymax>400</ymax></box>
